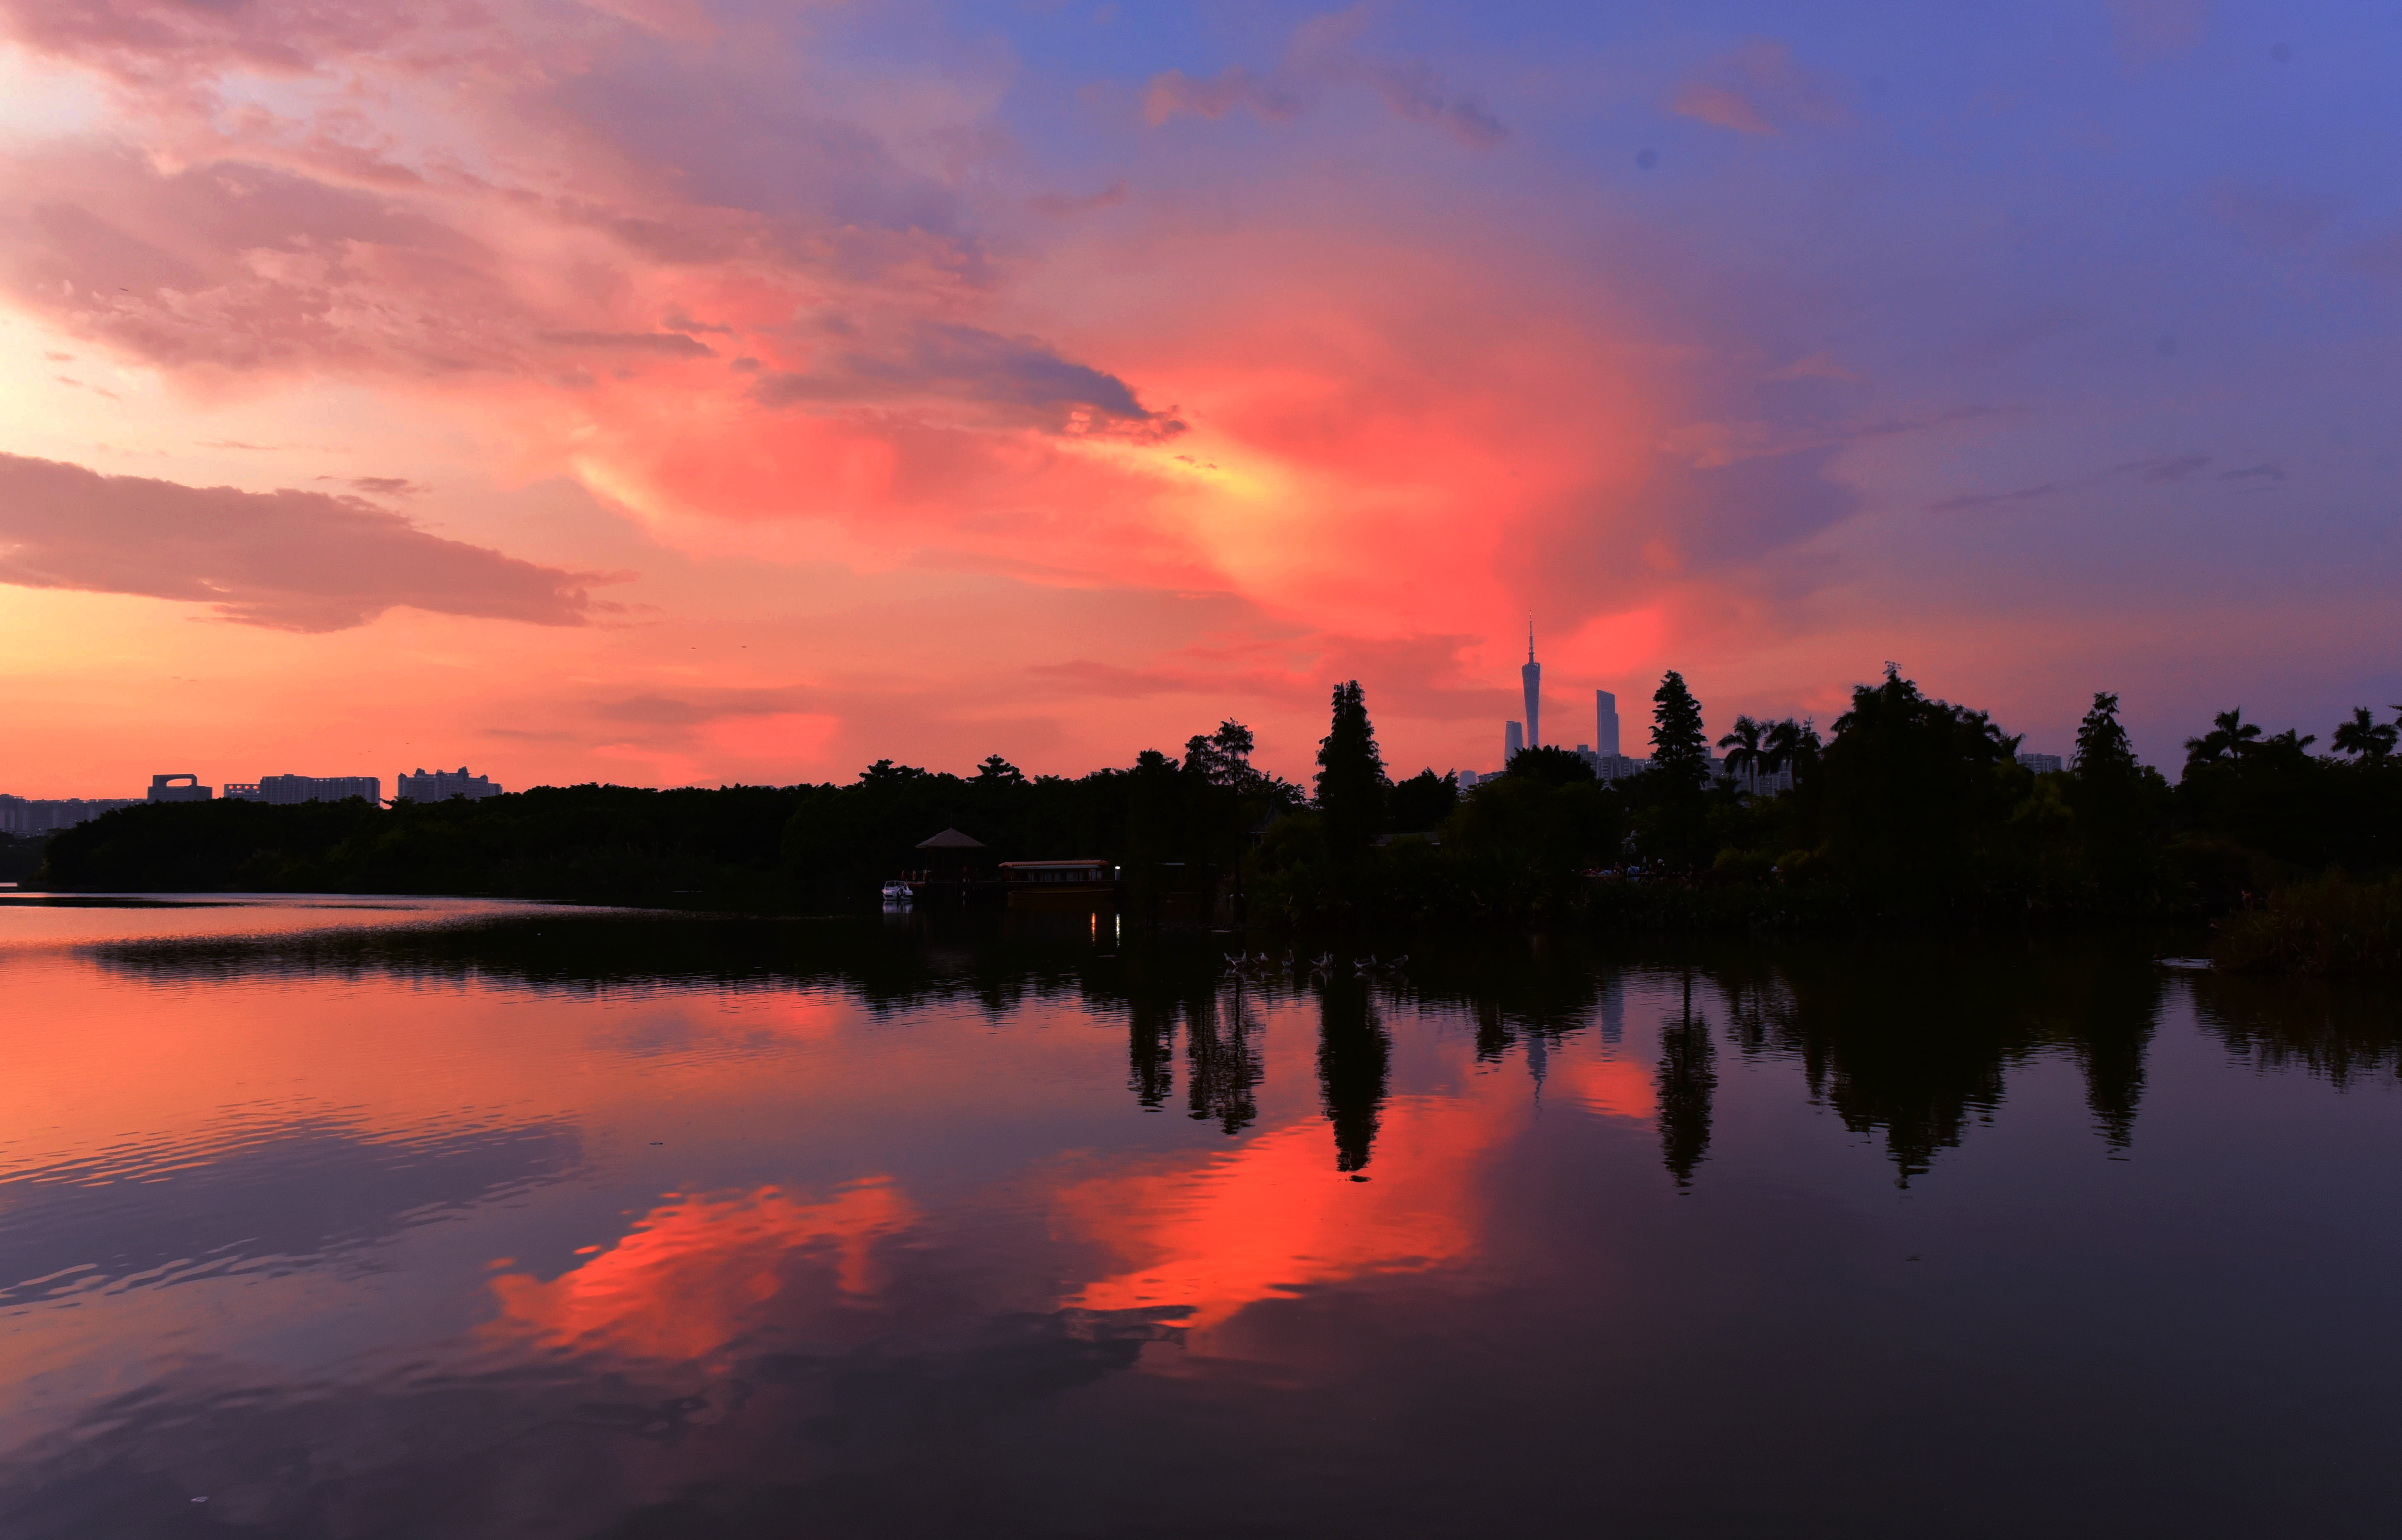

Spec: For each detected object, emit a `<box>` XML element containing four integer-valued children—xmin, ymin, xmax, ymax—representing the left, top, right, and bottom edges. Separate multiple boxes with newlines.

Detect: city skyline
<box><xmin>0</xmin><ymin>3</ymin><xmax>2394</xmax><ymax>790</ymax></box>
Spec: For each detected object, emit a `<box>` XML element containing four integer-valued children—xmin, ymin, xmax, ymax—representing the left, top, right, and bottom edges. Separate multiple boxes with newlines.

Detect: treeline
<box><xmin>37</xmin><ymin>785</ymin><xmax>808</xmax><ymax>906</ymax></box>
<box><xmin>1247</xmin><ymin>667</ymin><xmax>2402</xmax><ymax>960</ymax></box>
<box><xmin>34</xmin><ymin>723</ymin><xmax>1309</xmax><ymax>909</ymax></box>
<box><xmin>0</xmin><ymin>832</ymin><xmax>49</xmax><ymax>884</ymax></box>
<box><xmin>34</xmin><ymin>666</ymin><xmax>2402</xmax><ymax>964</ymax></box>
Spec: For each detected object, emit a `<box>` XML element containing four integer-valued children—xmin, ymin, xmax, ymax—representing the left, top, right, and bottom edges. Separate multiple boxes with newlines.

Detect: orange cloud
<box><xmin>1056</xmin><ymin>1087</ymin><xmax>1521</xmax><ymax>1337</ymax></box>
<box><xmin>1558</xmin><ymin>1057</ymin><xmax>1656</xmax><ymax>1120</ymax></box>
<box><xmin>489</xmin><ymin>1180</ymin><xmax>916</xmax><ymax>1363</ymax></box>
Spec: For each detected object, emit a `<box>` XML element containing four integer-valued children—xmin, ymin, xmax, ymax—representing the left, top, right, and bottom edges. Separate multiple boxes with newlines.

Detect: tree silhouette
<box><xmin>1183</xmin><ymin>720</ymin><xmax>1262</xmax><ymax>789</ymax></box>
<box><xmin>1820</xmin><ymin>664</ymin><xmax>2021</xmax><ymax>893</ymax></box>
<box><xmin>2067</xmin><ymin>690</ymin><xmax>2160</xmax><ymax>897</ymax></box>
<box><xmin>1649</xmin><ymin>671</ymin><xmax>1712</xmax><ymax>793</ymax></box>
<box><xmin>1762</xmin><ymin>716</ymin><xmax>1820</xmax><ymax>781</ymax></box>
<box><xmin>1504</xmin><ymin>744</ymin><xmax>1595</xmax><ymax>785</ymax></box>
<box><xmin>1387</xmin><ymin>768</ymin><xmax>1460</xmax><ymax>831</ymax></box>
<box><xmin>1717</xmin><ymin>714</ymin><xmax>1767</xmax><ymax>793</ymax></box>
<box><xmin>1314</xmin><ymin>681</ymin><xmax>1389</xmax><ymax>858</ymax></box>
<box><xmin>973</xmin><ymin>754</ymin><xmax>1027</xmax><ymax>786</ymax></box>
<box><xmin>2073</xmin><ymin>692</ymin><xmax>2139</xmax><ymax>780</ymax></box>
<box><xmin>2332</xmin><ymin>706</ymin><xmax>2398</xmax><ymax>761</ymax></box>
<box><xmin>2184</xmin><ymin>707</ymin><xmax>2263</xmax><ymax>770</ymax></box>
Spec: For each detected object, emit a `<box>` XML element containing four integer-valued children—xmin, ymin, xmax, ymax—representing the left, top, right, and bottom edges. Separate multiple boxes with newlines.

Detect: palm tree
<box><xmin>2184</xmin><ymin>707</ymin><xmax>2263</xmax><ymax>768</ymax></box>
<box><xmin>2332</xmin><ymin>706</ymin><xmax>2398</xmax><ymax>760</ymax></box>
<box><xmin>1717</xmin><ymin>715</ymin><xmax>1766</xmax><ymax>794</ymax></box>
<box><xmin>1761</xmin><ymin>717</ymin><xmax>1818</xmax><ymax>790</ymax></box>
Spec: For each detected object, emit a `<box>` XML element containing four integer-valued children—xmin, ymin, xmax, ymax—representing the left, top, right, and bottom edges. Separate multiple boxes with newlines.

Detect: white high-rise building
<box><xmin>1595</xmin><ymin>690</ymin><xmax>1619</xmax><ymax>757</ymax></box>
<box><xmin>395</xmin><ymin>768</ymin><xmax>504</xmax><ymax>803</ymax></box>
<box><xmin>225</xmin><ymin>775</ymin><xmax>382</xmax><ymax>805</ymax></box>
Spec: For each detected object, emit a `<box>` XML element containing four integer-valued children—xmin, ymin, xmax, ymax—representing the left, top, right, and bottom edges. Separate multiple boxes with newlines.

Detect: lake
<box><xmin>1</xmin><ymin>895</ymin><xmax>2397</xmax><ymax>1538</ymax></box>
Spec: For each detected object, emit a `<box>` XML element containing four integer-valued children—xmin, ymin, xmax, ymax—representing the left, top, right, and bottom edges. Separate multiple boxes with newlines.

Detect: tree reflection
<box><xmin>1656</xmin><ymin>972</ymin><xmax>1717</xmax><ymax>1187</ymax></box>
<box><xmin>1739</xmin><ymin>945</ymin><xmax>2164</xmax><ymax>1184</ymax></box>
<box><xmin>1317</xmin><ymin>980</ymin><xmax>1391</xmax><ymax>1174</ymax></box>
<box><xmin>1127</xmin><ymin>995</ymin><xmax>1176</xmax><ymax>1110</ymax></box>
<box><xmin>1187</xmin><ymin>988</ymin><xmax>1261</xmax><ymax>1135</ymax></box>
<box><xmin>2191</xmin><ymin>973</ymin><xmax>2402</xmax><ymax>1088</ymax></box>
<box><xmin>90</xmin><ymin>906</ymin><xmax>2186</xmax><ymax>1185</ymax></box>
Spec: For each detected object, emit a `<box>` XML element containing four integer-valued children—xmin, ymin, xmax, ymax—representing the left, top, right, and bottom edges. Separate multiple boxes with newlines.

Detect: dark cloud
<box><xmin>2206</xmin><ymin>181</ymin><xmax>2341</xmax><ymax>251</ymax></box>
<box><xmin>2218</xmin><ymin>462</ymin><xmax>2285</xmax><ymax>483</ymax></box>
<box><xmin>538</xmin><ymin>330</ymin><xmax>717</xmax><ymax>358</ymax></box>
<box><xmin>753</xmin><ymin>323</ymin><xmax>1178</xmax><ymax>435</ymax></box>
<box><xmin>0</xmin><ymin>453</ymin><xmax>623</xmax><ymax>631</ymax></box>
<box><xmin>1142</xmin><ymin>9</ymin><xmax>1506</xmax><ymax>150</ymax></box>
<box><xmin>1023</xmin><ymin>658</ymin><xmax>1313</xmax><ymax>704</ymax></box>
<box><xmin>1360</xmin><ymin>61</ymin><xmax>1508</xmax><ymax>150</ymax></box>
<box><xmin>1926</xmin><ymin>454</ymin><xmax>2215</xmax><ymax>513</ymax></box>
<box><xmin>590</xmin><ymin>689</ymin><xmax>828</xmax><ymax>727</ymax></box>
<box><xmin>317</xmin><ymin>474</ymin><xmax>428</xmax><ymax>497</ymax></box>
<box><xmin>1142</xmin><ymin>66</ymin><xmax>1302</xmax><ymax>125</ymax></box>
<box><xmin>1030</xmin><ymin>180</ymin><xmax>1131</xmax><ymax>218</ymax></box>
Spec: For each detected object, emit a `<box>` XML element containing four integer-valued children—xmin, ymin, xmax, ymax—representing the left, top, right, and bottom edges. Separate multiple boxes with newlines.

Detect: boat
<box><xmin>880</xmin><ymin>880</ymin><xmax>914</xmax><ymax>905</ymax></box>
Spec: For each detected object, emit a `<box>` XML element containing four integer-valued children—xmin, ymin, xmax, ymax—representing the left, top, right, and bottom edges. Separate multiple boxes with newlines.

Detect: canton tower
<box><xmin>1521</xmin><ymin>622</ymin><xmax>1541</xmax><ymax>750</ymax></box>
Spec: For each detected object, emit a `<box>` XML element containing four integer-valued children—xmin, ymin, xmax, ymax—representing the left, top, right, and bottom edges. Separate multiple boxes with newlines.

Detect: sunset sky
<box><xmin>1</xmin><ymin>0</ymin><xmax>2395</xmax><ymax>794</ymax></box>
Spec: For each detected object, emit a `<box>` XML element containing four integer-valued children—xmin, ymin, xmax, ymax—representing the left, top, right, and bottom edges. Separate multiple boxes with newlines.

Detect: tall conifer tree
<box><xmin>1649</xmin><ymin>671</ymin><xmax>1711</xmax><ymax>794</ymax></box>
<box><xmin>1315</xmin><ymin>680</ymin><xmax>1388</xmax><ymax>857</ymax></box>
<box><xmin>2072</xmin><ymin>692</ymin><xmax>2139</xmax><ymax>781</ymax></box>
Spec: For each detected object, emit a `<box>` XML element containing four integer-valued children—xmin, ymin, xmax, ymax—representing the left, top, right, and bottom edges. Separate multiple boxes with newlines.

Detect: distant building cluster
<box><xmin>152</xmin><ymin>771</ymin><xmax>385</xmax><ymax>805</ymax></box>
<box><xmin>2</xmin><ymin>765</ymin><xmax>507</xmax><ymax>835</ymax></box>
<box><xmin>226</xmin><ymin>775</ymin><xmax>382</xmax><ymax>805</ymax></box>
<box><xmin>1470</xmin><ymin>634</ymin><xmax>1672</xmax><ymax>788</ymax></box>
<box><xmin>0</xmin><ymin>795</ymin><xmax>141</xmax><ymax>835</ymax></box>
<box><xmin>396</xmin><ymin>767</ymin><xmax>503</xmax><ymax>803</ymax></box>
<box><xmin>2016</xmin><ymin>752</ymin><xmax>2064</xmax><ymax>775</ymax></box>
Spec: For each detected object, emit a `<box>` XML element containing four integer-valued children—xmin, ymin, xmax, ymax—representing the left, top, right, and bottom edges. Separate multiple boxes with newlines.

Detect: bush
<box><xmin>2212</xmin><ymin>873</ymin><xmax>2402</xmax><ymax>975</ymax></box>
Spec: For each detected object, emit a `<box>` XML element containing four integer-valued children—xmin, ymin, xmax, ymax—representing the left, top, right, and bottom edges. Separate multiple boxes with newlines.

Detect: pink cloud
<box><xmin>1143</xmin><ymin>66</ymin><xmax>1300</xmax><ymax>126</ymax></box>
<box><xmin>0</xmin><ymin>452</ymin><xmax>621</xmax><ymax>631</ymax></box>
<box><xmin>1670</xmin><ymin>40</ymin><xmax>1847</xmax><ymax>138</ymax></box>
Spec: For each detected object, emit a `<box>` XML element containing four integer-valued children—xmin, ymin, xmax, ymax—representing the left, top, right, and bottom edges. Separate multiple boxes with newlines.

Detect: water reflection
<box><xmin>10</xmin><ymin>902</ymin><xmax>2401</xmax><ymax>1537</ymax></box>
<box><xmin>2192</xmin><ymin>972</ymin><xmax>2402</xmax><ymax>1087</ymax></box>
<box><xmin>68</xmin><ymin>912</ymin><xmax>2220</xmax><ymax>1184</ymax></box>
<box><xmin>1</xmin><ymin>1115</ymin><xmax>580</xmax><ymax>1306</ymax></box>
<box><xmin>1656</xmin><ymin>973</ymin><xmax>1717</xmax><ymax>1187</ymax></box>
<box><xmin>1315</xmin><ymin>979</ymin><xmax>1391</xmax><ymax>1176</ymax></box>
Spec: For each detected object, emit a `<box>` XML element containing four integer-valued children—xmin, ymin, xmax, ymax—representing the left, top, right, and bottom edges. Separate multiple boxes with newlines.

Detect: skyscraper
<box><xmin>1521</xmin><ymin>622</ymin><xmax>1541</xmax><ymax>749</ymax></box>
<box><xmin>1505</xmin><ymin>721</ymin><xmax>1523</xmax><ymax>763</ymax></box>
<box><xmin>1595</xmin><ymin>690</ymin><xmax>1619</xmax><ymax>757</ymax></box>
